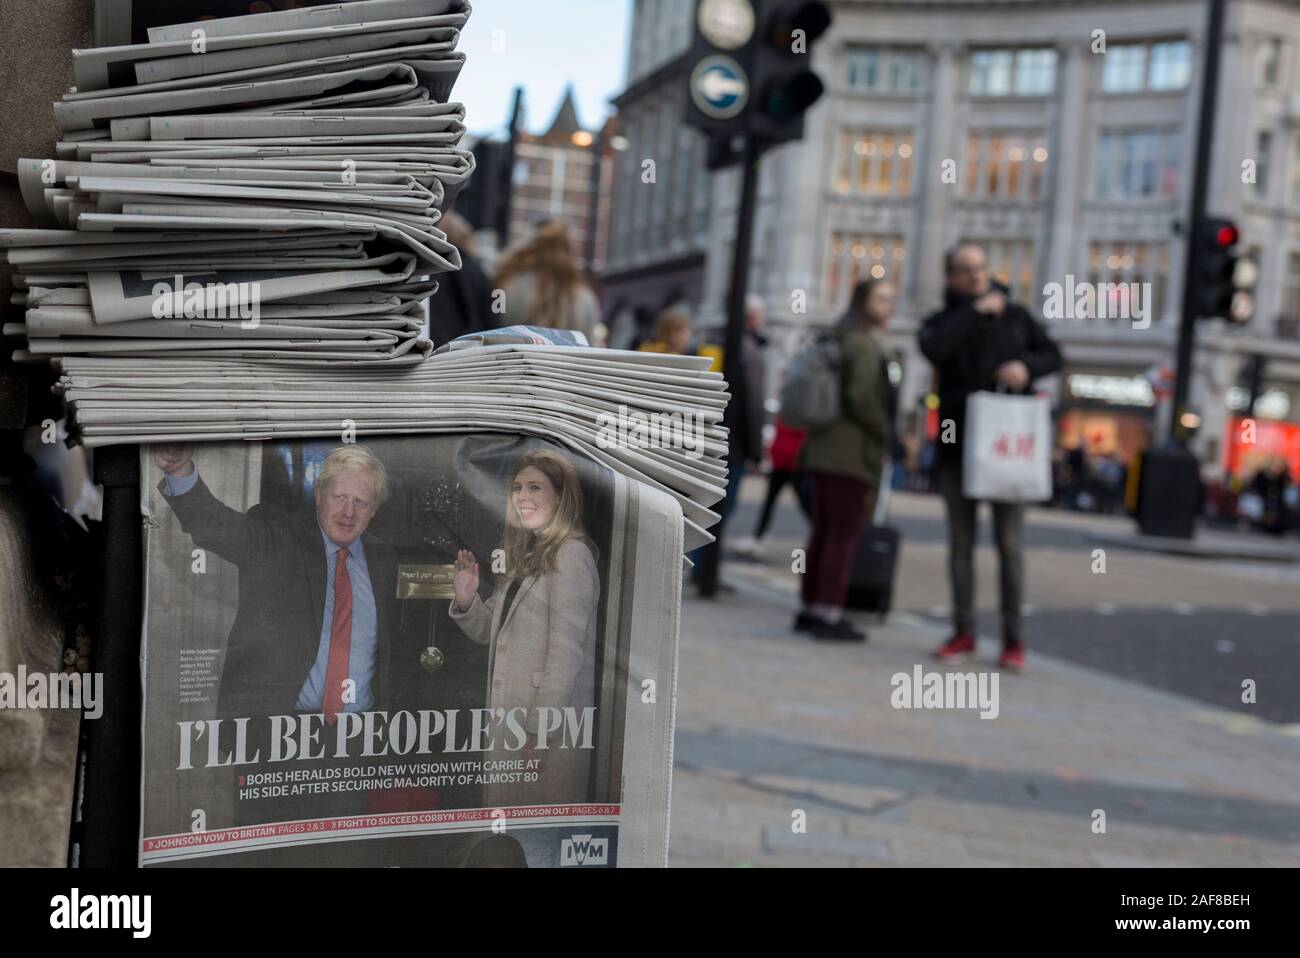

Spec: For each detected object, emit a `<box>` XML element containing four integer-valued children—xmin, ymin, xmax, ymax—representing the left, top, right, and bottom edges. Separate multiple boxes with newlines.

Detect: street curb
<box><xmin>1087</xmin><ymin>530</ymin><xmax>1300</xmax><ymax>564</ymax></box>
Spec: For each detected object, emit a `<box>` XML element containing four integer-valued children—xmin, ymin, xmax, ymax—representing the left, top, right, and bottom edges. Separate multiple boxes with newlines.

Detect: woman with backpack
<box><xmin>793</xmin><ymin>279</ymin><xmax>894</xmax><ymax>640</ymax></box>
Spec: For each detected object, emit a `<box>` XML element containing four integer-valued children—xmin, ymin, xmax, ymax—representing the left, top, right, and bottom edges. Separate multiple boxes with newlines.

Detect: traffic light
<box><xmin>684</xmin><ymin>0</ymin><xmax>831</xmax><ymax>156</ymax></box>
<box><xmin>748</xmin><ymin>1</ymin><xmax>832</xmax><ymax>143</ymax></box>
<box><xmin>1191</xmin><ymin>218</ymin><xmax>1253</xmax><ymax>322</ymax></box>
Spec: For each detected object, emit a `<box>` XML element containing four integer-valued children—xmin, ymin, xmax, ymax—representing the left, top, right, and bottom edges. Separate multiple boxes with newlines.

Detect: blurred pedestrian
<box><xmin>636</xmin><ymin>308</ymin><xmax>693</xmax><ymax>355</ymax></box>
<box><xmin>1250</xmin><ymin>456</ymin><xmax>1293</xmax><ymax>536</ymax></box>
<box><xmin>918</xmin><ymin>242</ymin><xmax>1062</xmax><ymax>672</ymax></box>
<box><xmin>427</xmin><ymin>211</ymin><xmax>495</xmax><ymax>346</ymax></box>
<box><xmin>794</xmin><ymin>279</ymin><xmax>893</xmax><ymax>640</ymax></box>
<box><xmin>494</xmin><ymin>220</ymin><xmax>600</xmax><ymax>341</ymax></box>
<box><xmin>733</xmin><ymin>414</ymin><xmax>810</xmax><ymax>560</ymax></box>
<box><xmin>1065</xmin><ymin>444</ymin><xmax>1086</xmax><ymax>509</ymax></box>
<box><xmin>693</xmin><ymin>295</ymin><xmax>769</xmax><ymax>597</ymax></box>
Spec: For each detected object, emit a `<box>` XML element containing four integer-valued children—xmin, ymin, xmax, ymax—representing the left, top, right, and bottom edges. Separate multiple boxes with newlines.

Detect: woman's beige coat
<box><xmin>449</xmin><ymin>537</ymin><xmax>600</xmax><ymax>807</ymax></box>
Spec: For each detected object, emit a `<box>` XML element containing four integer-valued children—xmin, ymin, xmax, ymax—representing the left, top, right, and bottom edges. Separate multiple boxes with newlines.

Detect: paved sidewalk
<box><xmin>667</xmin><ymin>564</ymin><xmax>1300</xmax><ymax>867</ymax></box>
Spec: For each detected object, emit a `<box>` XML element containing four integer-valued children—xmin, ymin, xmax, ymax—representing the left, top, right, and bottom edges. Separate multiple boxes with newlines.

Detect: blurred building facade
<box><xmin>460</xmin><ymin>88</ymin><xmax>617</xmax><ymax>275</ymax></box>
<box><xmin>601</xmin><ymin>7</ymin><xmax>716</xmax><ymax>349</ymax></box>
<box><xmin>604</xmin><ymin>0</ymin><xmax>1300</xmax><ymax>483</ymax></box>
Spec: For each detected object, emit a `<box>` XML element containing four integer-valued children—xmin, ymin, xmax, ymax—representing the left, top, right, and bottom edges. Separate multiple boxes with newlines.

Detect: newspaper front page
<box><xmin>137</xmin><ymin>433</ymin><xmax>680</xmax><ymax>867</ymax></box>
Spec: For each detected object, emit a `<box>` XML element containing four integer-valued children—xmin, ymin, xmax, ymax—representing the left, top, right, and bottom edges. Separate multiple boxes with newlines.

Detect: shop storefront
<box><xmin>1221</xmin><ymin>381</ymin><xmax>1300</xmax><ymax>484</ymax></box>
<box><xmin>1057</xmin><ymin>368</ymin><xmax>1158</xmax><ymax>461</ymax></box>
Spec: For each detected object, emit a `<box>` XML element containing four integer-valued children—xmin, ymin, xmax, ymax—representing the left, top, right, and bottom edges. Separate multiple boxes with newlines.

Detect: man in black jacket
<box><xmin>153</xmin><ymin>443</ymin><xmax>400</xmax><ymax>720</ymax></box>
<box><xmin>918</xmin><ymin>243</ymin><xmax>1062</xmax><ymax>671</ymax></box>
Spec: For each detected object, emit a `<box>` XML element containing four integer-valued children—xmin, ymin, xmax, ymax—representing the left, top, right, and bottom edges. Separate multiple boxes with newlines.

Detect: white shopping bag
<box><xmin>962</xmin><ymin>391</ymin><xmax>1053</xmax><ymax>502</ymax></box>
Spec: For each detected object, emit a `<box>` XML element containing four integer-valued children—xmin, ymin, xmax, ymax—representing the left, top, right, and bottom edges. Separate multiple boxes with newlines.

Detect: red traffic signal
<box><xmin>1193</xmin><ymin>218</ymin><xmax>1245</xmax><ymax>322</ymax></box>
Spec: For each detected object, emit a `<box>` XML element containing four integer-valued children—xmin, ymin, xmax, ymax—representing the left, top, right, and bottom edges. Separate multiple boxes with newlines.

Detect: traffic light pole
<box><xmin>1135</xmin><ymin>0</ymin><xmax>1225</xmax><ymax>539</ymax></box>
<box><xmin>724</xmin><ymin>136</ymin><xmax>763</xmax><ymax>442</ymax></box>
<box><xmin>697</xmin><ymin>136</ymin><xmax>763</xmax><ymax>596</ymax></box>
<box><xmin>1169</xmin><ymin>0</ymin><xmax>1225</xmax><ymax>443</ymax></box>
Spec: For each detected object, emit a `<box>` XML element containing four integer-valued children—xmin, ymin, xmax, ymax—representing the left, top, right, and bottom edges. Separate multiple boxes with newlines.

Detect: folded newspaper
<box><xmin>3</xmin><ymin>0</ymin><xmax>475</xmax><ymax>364</ymax></box>
<box><xmin>57</xmin><ymin>332</ymin><xmax>730</xmax><ymax>554</ymax></box>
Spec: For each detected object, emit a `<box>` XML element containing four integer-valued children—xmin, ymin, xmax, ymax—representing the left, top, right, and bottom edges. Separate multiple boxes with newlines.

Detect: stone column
<box><xmin>914</xmin><ymin>42</ymin><xmax>961</xmax><ymax>312</ymax></box>
<box><xmin>1043</xmin><ymin>41</ymin><xmax>1088</xmax><ymax>325</ymax></box>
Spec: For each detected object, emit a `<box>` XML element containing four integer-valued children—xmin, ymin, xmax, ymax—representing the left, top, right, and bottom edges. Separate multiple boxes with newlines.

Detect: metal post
<box><xmin>78</xmin><ymin>444</ymin><xmax>143</xmax><ymax>866</ymax></box>
<box><xmin>1169</xmin><ymin>0</ymin><xmax>1226</xmax><ymax>443</ymax></box>
<box><xmin>698</xmin><ymin>136</ymin><xmax>763</xmax><ymax>596</ymax></box>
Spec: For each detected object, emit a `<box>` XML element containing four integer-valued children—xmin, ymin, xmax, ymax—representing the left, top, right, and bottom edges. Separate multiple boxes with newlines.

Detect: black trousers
<box><xmin>753</xmin><ymin>470</ymin><xmax>812</xmax><ymax>538</ymax></box>
<box><xmin>937</xmin><ymin>457</ymin><xmax>1025</xmax><ymax>646</ymax></box>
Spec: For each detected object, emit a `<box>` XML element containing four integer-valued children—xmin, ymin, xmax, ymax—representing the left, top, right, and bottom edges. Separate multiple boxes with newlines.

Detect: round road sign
<box><xmin>691</xmin><ymin>55</ymin><xmax>749</xmax><ymax>120</ymax></box>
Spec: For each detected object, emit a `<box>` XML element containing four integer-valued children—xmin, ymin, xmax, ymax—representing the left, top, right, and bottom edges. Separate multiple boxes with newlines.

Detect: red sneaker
<box><xmin>933</xmin><ymin>632</ymin><xmax>976</xmax><ymax>662</ymax></box>
<box><xmin>998</xmin><ymin>645</ymin><xmax>1026</xmax><ymax>673</ymax></box>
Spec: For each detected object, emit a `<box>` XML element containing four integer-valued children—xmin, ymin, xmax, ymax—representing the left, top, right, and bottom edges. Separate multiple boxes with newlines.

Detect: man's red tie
<box><xmin>323</xmin><ymin>546</ymin><xmax>353</xmax><ymax>725</ymax></box>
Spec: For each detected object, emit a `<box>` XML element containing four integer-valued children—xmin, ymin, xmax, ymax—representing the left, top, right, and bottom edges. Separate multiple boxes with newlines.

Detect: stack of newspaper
<box><xmin>2</xmin><ymin>0</ymin><xmax>473</xmax><ymax>363</ymax></box>
<box><xmin>56</xmin><ymin>328</ymin><xmax>730</xmax><ymax>552</ymax></box>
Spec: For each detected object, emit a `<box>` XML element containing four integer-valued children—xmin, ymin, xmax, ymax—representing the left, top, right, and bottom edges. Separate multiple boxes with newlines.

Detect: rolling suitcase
<box><xmin>845</xmin><ymin>465</ymin><xmax>900</xmax><ymax>617</ymax></box>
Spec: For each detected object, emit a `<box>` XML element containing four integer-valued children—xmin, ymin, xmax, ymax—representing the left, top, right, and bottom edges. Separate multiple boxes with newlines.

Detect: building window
<box><xmin>694</xmin><ymin>133</ymin><xmax>710</xmax><ymax>237</ymax></box>
<box><xmin>1148</xmin><ymin>41</ymin><xmax>1193</xmax><ymax>90</ymax></box>
<box><xmin>962</xmin><ymin>131</ymin><xmax>1049</xmax><ymax>200</ymax></box>
<box><xmin>833</xmin><ymin>129</ymin><xmax>915</xmax><ymax>196</ymax></box>
<box><xmin>1252</xmin><ymin>130</ymin><xmax>1272</xmax><ymax>201</ymax></box>
<box><xmin>1086</xmin><ymin>241</ymin><xmax>1170</xmax><ymax>322</ymax></box>
<box><xmin>970</xmin><ymin>50</ymin><xmax>1013</xmax><ymax>95</ymax></box>
<box><xmin>672</xmin><ymin>128</ymin><xmax>692</xmax><ymax>241</ymax></box>
<box><xmin>960</xmin><ymin>238</ymin><xmax>1037</xmax><ymax>305</ymax></box>
<box><xmin>1102</xmin><ymin>44</ymin><xmax>1146</xmax><ymax>92</ymax></box>
<box><xmin>1258</xmin><ymin>37</ymin><xmax>1283</xmax><ymax>89</ymax></box>
<box><xmin>1095</xmin><ymin>128</ymin><xmax>1180</xmax><ymax>200</ymax></box>
<box><xmin>1281</xmin><ymin>252</ymin><xmax>1300</xmax><ymax>338</ymax></box>
<box><xmin>1014</xmin><ymin>49</ymin><xmax>1058</xmax><ymax>95</ymax></box>
<box><xmin>969</xmin><ymin>48</ymin><xmax>1056</xmax><ymax>96</ymax></box>
<box><xmin>1289</xmin><ymin>134</ymin><xmax>1300</xmax><ymax>207</ymax></box>
<box><xmin>845</xmin><ymin>46</ymin><xmax>925</xmax><ymax>93</ymax></box>
<box><xmin>1103</xmin><ymin>40</ymin><xmax>1192</xmax><ymax>92</ymax></box>
<box><xmin>825</xmin><ymin>232</ymin><xmax>906</xmax><ymax>306</ymax></box>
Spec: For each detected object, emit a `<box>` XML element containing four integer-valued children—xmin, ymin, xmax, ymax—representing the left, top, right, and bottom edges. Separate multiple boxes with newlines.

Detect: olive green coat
<box><xmin>798</xmin><ymin>325</ymin><xmax>888</xmax><ymax>487</ymax></box>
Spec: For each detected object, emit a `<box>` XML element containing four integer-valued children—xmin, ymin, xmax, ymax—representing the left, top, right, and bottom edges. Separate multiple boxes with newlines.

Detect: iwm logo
<box><xmin>560</xmin><ymin>835</ymin><xmax>609</xmax><ymax>866</ymax></box>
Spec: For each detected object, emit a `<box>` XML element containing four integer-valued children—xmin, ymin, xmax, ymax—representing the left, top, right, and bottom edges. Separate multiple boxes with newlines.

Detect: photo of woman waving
<box><xmin>449</xmin><ymin>449</ymin><xmax>601</xmax><ymax>807</ymax></box>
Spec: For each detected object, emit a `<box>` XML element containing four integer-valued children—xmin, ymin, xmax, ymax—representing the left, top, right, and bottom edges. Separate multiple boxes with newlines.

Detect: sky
<box><xmin>456</xmin><ymin>0</ymin><xmax>634</xmax><ymax>138</ymax></box>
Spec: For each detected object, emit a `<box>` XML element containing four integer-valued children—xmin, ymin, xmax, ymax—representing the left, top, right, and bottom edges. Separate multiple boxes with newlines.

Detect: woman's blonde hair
<box><xmin>502</xmin><ymin>449</ymin><xmax>595</xmax><ymax>578</ymax></box>
<box><xmin>494</xmin><ymin>220</ymin><xmax>587</xmax><ymax>329</ymax></box>
<box><xmin>650</xmin><ymin>308</ymin><xmax>690</xmax><ymax>346</ymax></box>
